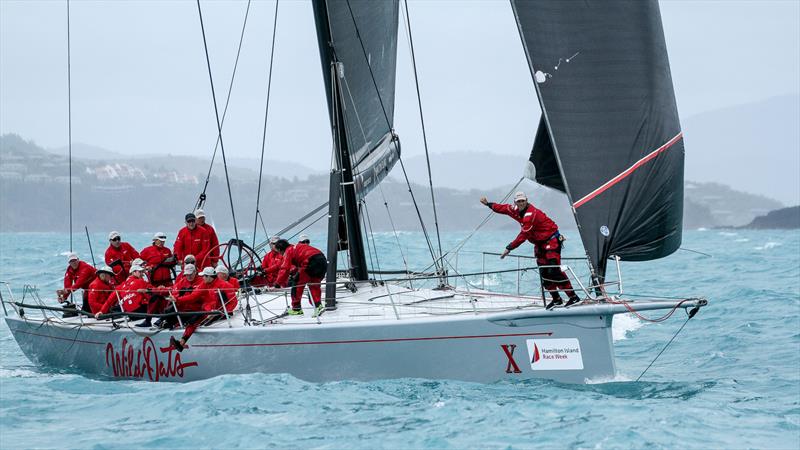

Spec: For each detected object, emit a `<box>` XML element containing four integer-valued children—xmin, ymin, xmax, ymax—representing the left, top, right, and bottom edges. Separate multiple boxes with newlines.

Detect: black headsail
<box><xmin>511</xmin><ymin>0</ymin><xmax>685</xmax><ymax>281</ymax></box>
<box><xmin>313</xmin><ymin>0</ymin><xmax>400</xmax><ymax>304</ymax></box>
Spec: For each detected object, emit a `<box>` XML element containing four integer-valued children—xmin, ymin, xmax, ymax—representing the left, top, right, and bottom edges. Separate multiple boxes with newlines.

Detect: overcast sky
<box><xmin>1</xmin><ymin>0</ymin><xmax>799</xmax><ymax>175</ymax></box>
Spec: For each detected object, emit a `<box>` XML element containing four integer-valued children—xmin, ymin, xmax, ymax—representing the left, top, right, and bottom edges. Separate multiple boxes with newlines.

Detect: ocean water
<box><xmin>0</xmin><ymin>230</ymin><xmax>798</xmax><ymax>449</ymax></box>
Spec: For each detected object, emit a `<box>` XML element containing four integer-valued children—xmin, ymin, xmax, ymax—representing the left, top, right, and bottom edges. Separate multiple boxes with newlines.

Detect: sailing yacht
<box><xmin>3</xmin><ymin>0</ymin><xmax>706</xmax><ymax>383</ymax></box>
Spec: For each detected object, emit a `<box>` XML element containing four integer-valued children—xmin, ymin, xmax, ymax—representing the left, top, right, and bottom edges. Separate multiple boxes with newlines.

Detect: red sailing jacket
<box><xmin>276</xmin><ymin>244</ymin><xmax>323</xmax><ymax>287</ymax></box>
<box><xmin>167</xmin><ymin>274</ymin><xmax>204</xmax><ymax>311</ymax></box>
<box><xmin>139</xmin><ymin>245</ymin><xmax>175</xmax><ymax>286</ymax></box>
<box><xmin>219</xmin><ymin>276</ymin><xmax>239</xmax><ymax>313</ymax></box>
<box><xmin>64</xmin><ymin>261</ymin><xmax>96</xmax><ymax>292</ymax></box>
<box><xmin>105</xmin><ymin>242</ymin><xmax>140</xmax><ymax>283</ymax></box>
<box><xmin>261</xmin><ymin>250</ymin><xmax>284</xmax><ymax>285</ymax></box>
<box><xmin>198</xmin><ymin>222</ymin><xmax>220</xmax><ymax>266</ymax></box>
<box><xmin>99</xmin><ymin>275</ymin><xmax>152</xmax><ymax>314</ymax></box>
<box><xmin>87</xmin><ymin>277</ymin><xmax>115</xmax><ymax>314</ymax></box>
<box><xmin>173</xmin><ymin>226</ymin><xmax>211</xmax><ymax>264</ymax></box>
<box><xmin>489</xmin><ymin>202</ymin><xmax>559</xmax><ymax>250</ymax></box>
<box><xmin>198</xmin><ymin>277</ymin><xmax>235</xmax><ymax>312</ymax></box>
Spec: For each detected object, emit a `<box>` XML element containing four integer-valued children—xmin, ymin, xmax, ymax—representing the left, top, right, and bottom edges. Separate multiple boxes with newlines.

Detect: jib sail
<box><xmin>512</xmin><ymin>0</ymin><xmax>685</xmax><ymax>280</ymax></box>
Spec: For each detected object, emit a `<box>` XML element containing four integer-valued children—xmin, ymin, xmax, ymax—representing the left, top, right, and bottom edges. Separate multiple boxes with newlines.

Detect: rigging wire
<box><xmin>252</xmin><ymin>0</ymin><xmax>280</xmax><ymax>250</ymax></box>
<box><xmin>397</xmin><ymin>157</ymin><xmax>441</xmax><ymax>274</ymax></box>
<box><xmin>66</xmin><ymin>0</ymin><xmax>73</xmax><ymax>252</ymax></box>
<box><xmin>420</xmin><ymin>178</ymin><xmax>524</xmax><ymax>275</ymax></box>
<box><xmin>378</xmin><ymin>184</ymin><xmax>412</xmax><ymax>280</ymax></box>
<box><xmin>636</xmin><ymin>310</ymin><xmax>696</xmax><ymax>382</ymax></box>
<box><xmin>195</xmin><ymin>0</ymin><xmax>241</xmax><ymax>258</ymax></box>
<box><xmin>195</xmin><ymin>0</ymin><xmax>253</xmax><ymax>211</ymax></box>
<box><xmin>401</xmin><ymin>0</ymin><xmax>444</xmax><ymax>272</ymax></box>
<box><xmin>359</xmin><ymin>201</ymin><xmax>378</xmax><ymax>277</ymax></box>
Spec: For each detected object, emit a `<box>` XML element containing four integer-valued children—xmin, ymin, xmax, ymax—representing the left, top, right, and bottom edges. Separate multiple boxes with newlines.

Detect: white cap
<box><xmin>194</xmin><ymin>209</ymin><xmax>206</xmax><ymax>218</ymax></box>
<box><xmin>96</xmin><ymin>265</ymin><xmax>114</xmax><ymax>276</ymax></box>
<box><xmin>153</xmin><ymin>232</ymin><xmax>167</xmax><ymax>242</ymax></box>
<box><xmin>183</xmin><ymin>264</ymin><xmax>196</xmax><ymax>274</ymax></box>
<box><xmin>130</xmin><ymin>265</ymin><xmax>144</xmax><ymax>273</ymax></box>
<box><xmin>131</xmin><ymin>258</ymin><xmax>145</xmax><ymax>268</ymax></box>
<box><xmin>215</xmin><ymin>264</ymin><xmax>228</xmax><ymax>275</ymax></box>
<box><xmin>67</xmin><ymin>252</ymin><xmax>79</xmax><ymax>262</ymax></box>
<box><xmin>200</xmin><ymin>267</ymin><xmax>216</xmax><ymax>277</ymax></box>
<box><xmin>108</xmin><ymin>231</ymin><xmax>121</xmax><ymax>240</ymax></box>
<box><xmin>184</xmin><ymin>254</ymin><xmax>196</xmax><ymax>263</ymax></box>
<box><xmin>299</xmin><ymin>234</ymin><xmax>310</xmax><ymax>242</ymax></box>
<box><xmin>514</xmin><ymin>191</ymin><xmax>528</xmax><ymax>202</ymax></box>
<box><xmin>269</xmin><ymin>236</ymin><xmax>280</xmax><ymax>244</ymax></box>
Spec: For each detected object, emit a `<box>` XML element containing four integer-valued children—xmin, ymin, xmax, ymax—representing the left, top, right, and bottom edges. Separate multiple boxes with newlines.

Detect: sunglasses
<box><xmin>186</xmin><ymin>219</ymin><xmax>196</xmax><ymax>223</ymax></box>
<box><xmin>111</xmin><ymin>237</ymin><xmax>121</xmax><ymax>241</ymax></box>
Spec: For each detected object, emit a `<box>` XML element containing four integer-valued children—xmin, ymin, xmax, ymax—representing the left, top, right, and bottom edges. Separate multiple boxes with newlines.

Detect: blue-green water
<box><xmin>1</xmin><ymin>230</ymin><xmax>798</xmax><ymax>448</ymax></box>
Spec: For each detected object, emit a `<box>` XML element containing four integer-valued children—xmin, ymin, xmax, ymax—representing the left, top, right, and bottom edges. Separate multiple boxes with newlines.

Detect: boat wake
<box><xmin>612</xmin><ymin>313</ymin><xmax>644</xmax><ymax>342</ymax></box>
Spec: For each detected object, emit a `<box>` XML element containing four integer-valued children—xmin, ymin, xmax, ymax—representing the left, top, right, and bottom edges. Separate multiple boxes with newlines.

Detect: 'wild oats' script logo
<box><xmin>105</xmin><ymin>336</ymin><xmax>198</xmax><ymax>381</ymax></box>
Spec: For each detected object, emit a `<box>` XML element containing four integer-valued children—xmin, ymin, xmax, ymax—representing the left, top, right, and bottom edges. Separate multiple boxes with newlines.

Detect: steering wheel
<box><xmin>202</xmin><ymin>239</ymin><xmax>261</xmax><ymax>286</ymax></box>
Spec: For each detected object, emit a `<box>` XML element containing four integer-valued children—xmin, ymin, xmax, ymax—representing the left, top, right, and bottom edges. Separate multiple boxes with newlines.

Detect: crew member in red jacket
<box><xmin>87</xmin><ymin>265</ymin><xmax>116</xmax><ymax>314</ymax></box>
<box><xmin>170</xmin><ymin>266</ymin><xmax>234</xmax><ymax>352</ymax></box>
<box><xmin>57</xmin><ymin>252</ymin><xmax>97</xmax><ymax>314</ymax></box>
<box><xmin>259</xmin><ymin>236</ymin><xmax>284</xmax><ymax>287</ymax></box>
<box><xmin>140</xmin><ymin>232</ymin><xmax>176</xmax><ymax>287</ymax></box>
<box><xmin>140</xmin><ymin>232</ymin><xmax>177</xmax><ymax>321</ymax></box>
<box><xmin>174</xmin><ymin>213</ymin><xmax>211</xmax><ymax>264</ymax></box>
<box><xmin>274</xmin><ymin>239</ymin><xmax>326</xmax><ymax>316</ymax></box>
<box><xmin>104</xmin><ymin>231</ymin><xmax>140</xmax><ymax>284</ymax></box>
<box><xmin>215</xmin><ymin>264</ymin><xmax>239</xmax><ymax>313</ymax></box>
<box><xmin>95</xmin><ymin>265</ymin><xmax>152</xmax><ymax>320</ymax></box>
<box><xmin>481</xmin><ymin>191</ymin><xmax>581</xmax><ymax>309</ymax></box>
<box><xmin>195</xmin><ymin>209</ymin><xmax>220</xmax><ymax>267</ymax></box>
<box><xmin>154</xmin><ymin>264</ymin><xmax>204</xmax><ymax>330</ymax></box>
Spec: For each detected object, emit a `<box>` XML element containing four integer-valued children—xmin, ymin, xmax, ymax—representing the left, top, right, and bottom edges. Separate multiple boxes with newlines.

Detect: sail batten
<box><xmin>512</xmin><ymin>0</ymin><xmax>685</xmax><ymax>279</ymax></box>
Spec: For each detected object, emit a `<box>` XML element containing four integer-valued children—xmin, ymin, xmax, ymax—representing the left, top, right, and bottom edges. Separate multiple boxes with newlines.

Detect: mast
<box><xmin>313</xmin><ymin>0</ymin><xmax>370</xmax><ymax>308</ymax></box>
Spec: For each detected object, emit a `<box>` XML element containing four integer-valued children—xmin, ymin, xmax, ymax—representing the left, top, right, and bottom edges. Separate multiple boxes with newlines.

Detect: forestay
<box><xmin>512</xmin><ymin>0</ymin><xmax>685</xmax><ymax>280</ymax></box>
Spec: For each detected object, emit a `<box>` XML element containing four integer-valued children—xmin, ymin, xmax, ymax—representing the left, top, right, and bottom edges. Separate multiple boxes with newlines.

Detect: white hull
<box><xmin>4</xmin><ymin>283</ymin><xmax>704</xmax><ymax>383</ymax></box>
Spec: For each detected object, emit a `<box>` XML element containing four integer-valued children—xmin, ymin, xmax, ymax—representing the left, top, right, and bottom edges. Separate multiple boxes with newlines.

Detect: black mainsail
<box><xmin>313</xmin><ymin>0</ymin><xmax>400</xmax><ymax>301</ymax></box>
<box><xmin>512</xmin><ymin>0</ymin><xmax>685</xmax><ymax>281</ymax></box>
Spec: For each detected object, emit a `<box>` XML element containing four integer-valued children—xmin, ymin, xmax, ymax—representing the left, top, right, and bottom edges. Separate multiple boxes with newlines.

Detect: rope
<box><xmin>253</xmin><ymin>0</ymin><xmax>280</xmax><ymax>250</ymax></box>
<box><xmin>401</xmin><ymin>0</ymin><xmax>444</xmax><ymax>272</ymax></box>
<box><xmin>195</xmin><ymin>0</ymin><xmax>241</xmax><ymax>256</ymax></box>
<box><xmin>195</xmin><ymin>0</ymin><xmax>252</xmax><ymax>211</ymax></box>
<box><xmin>606</xmin><ymin>298</ymin><xmax>692</xmax><ymax>323</ymax></box>
<box><xmin>66</xmin><ymin>0</ymin><xmax>73</xmax><ymax>252</ymax></box>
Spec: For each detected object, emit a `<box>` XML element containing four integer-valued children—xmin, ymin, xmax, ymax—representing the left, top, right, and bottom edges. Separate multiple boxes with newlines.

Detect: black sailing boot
<box><xmin>564</xmin><ymin>295</ymin><xmax>582</xmax><ymax>308</ymax></box>
<box><xmin>545</xmin><ymin>295</ymin><xmax>564</xmax><ymax>310</ymax></box>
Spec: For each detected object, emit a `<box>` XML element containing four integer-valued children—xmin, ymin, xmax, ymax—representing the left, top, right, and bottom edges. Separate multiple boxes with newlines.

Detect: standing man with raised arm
<box><xmin>480</xmin><ymin>191</ymin><xmax>581</xmax><ymax>310</ymax></box>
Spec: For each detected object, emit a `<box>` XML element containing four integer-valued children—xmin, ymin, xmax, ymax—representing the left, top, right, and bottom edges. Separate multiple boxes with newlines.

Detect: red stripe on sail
<box><xmin>573</xmin><ymin>132</ymin><xmax>683</xmax><ymax>209</ymax></box>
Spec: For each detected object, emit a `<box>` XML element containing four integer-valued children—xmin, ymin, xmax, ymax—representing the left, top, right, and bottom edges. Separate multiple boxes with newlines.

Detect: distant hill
<box><xmin>0</xmin><ymin>133</ymin><xmax>786</xmax><ymax>232</ymax></box>
<box><xmin>741</xmin><ymin>206</ymin><xmax>800</xmax><ymax>229</ymax></box>
<box><xmin>682</xmin><ymin>94</ymin><xmax>800</xmax><ymax>206</ymax></box>
<box><xmin>49</xmin><ymin>143</ymin><xmax>320</xmax><ymax>181</ymax></box>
